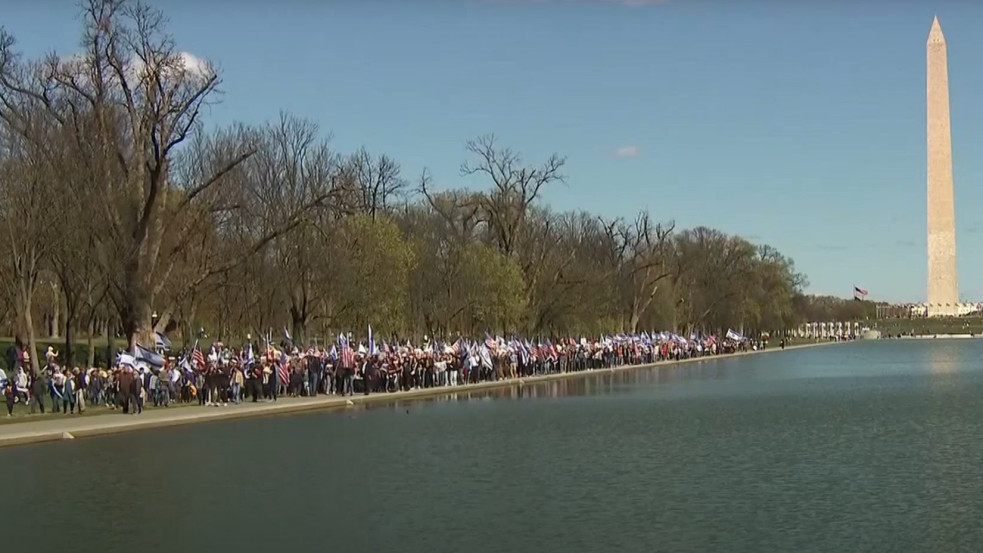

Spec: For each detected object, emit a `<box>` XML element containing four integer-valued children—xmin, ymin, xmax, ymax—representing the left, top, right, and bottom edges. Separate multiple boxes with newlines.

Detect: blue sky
<box><xmin>4</xmin><ymin>0</ymin><xmax>983</xmax><ymax>302</ymax></box>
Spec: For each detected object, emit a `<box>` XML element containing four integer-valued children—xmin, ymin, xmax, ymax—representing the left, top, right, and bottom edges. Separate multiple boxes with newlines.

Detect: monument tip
<box><xmin>928</xmin><ymin>15</ymin><xmax>944</xmax><ymax>44</ymax></box>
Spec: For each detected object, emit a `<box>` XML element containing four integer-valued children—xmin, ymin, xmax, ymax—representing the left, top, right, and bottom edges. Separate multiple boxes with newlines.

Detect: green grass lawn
<box><xmin>0</xmin><ymin>335</ymin><xmax>214</xmax><ymax>370</ymax></box>
<box><xmin>867</xmin><ymin>317</ymin><xmax>983</xmax><ymax>336</ymax></box>
<box><xmin>0</xmin><ymin>337</ymin><xmax>128</xmax><ymax>370</ymax></box>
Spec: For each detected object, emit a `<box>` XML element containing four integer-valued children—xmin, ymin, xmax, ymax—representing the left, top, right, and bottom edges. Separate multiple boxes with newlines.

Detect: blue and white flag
<box><xmin>133</xmin><ymin>344</ymin><xmax>164</xmax><ymax>370</ymax></box>
<box><xmin>155</xmin><ymin>332</ymin><xmax>172</xmax><ymax>351</ymax></box>
<box><xmin>479</xmin><ymin>345</ymin><xmax>493</xmax><ymax>369</ymax></box>
<box><xmin>283</xmin><ymin>327</ymin><xmax>293</xmax><ymax>345</ymax></box>
<box><xmin>368</xmin><ymin>325</ymin><xmax>376</xmax><ymax>355</ymax></box>
<box><xmin>725</xmin><ymin>329</ymin><xmax>745</xmax><ymax>342</ymax></box>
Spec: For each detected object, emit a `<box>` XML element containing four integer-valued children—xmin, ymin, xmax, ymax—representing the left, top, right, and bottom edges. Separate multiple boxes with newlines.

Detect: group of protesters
<box><xmin>0</xmin><ymin>329</ymin><xmax>764</xmax><ymax>417</ymax></box>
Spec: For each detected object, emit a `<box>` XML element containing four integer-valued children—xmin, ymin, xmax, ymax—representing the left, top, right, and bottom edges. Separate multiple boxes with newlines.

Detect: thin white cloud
<box><xmin>57</xmin><ymin>50</ymin><xmax>213</xmax><ymax>89</ymax></box>
<box><xmin>176</xmin><ymin>52</ymin><xmax>212</xmax><ymax>79</ymax></box>
<box><xmin>612</xmin><ymin>145</ymin><xmax>640</xmax><ymax>158</ymax></box>
<box><xmin>130</xmin><ymin>51</ymin><xmax>213</xmax><ymax>82</ymax></box>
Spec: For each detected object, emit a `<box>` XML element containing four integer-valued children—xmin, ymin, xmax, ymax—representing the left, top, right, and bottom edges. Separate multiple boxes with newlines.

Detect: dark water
<box><xmin>3</xmin><ymin>340</ymin><xmax>983</xmax><ymax>552</ymax></box>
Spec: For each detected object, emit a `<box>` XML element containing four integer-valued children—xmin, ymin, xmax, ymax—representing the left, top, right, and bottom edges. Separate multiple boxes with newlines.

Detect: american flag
<box><xmin>277</xmin><ymin>353</ymin><xmax>289</xmax><ymax>383</ymax></box>
<box><xmin>853</xmin><ymin>285</ymin><xmax>869</xmax><ymax>302</ymax></box>
<box><xmin>336</xmin><ymin>332</ymin><xmax>355</xmax><ymax>368</ymax></box>
<box><xmin>191</xmin><ymin>341</ymin><xmax>205</xmax><ymax>369</ymax></box>
<box><xmin>339</xmin><ymin>344</ymin><xmax>355</xmax><ymax>368</ymax></box>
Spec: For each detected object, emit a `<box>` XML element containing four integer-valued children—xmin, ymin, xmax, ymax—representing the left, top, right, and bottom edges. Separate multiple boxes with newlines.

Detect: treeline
<box><xmin>0</xmin><ymin>0</ymin><xmax>817</xmax><ymax>371</ymax></box>
<box><xmin>794</xmin><ymin>295</ymin><xmax>877</xmax><ymax>322</ymax></box>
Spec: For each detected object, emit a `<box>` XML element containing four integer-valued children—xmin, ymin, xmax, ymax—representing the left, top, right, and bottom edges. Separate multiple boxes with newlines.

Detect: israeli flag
<box><xmin>133</xmin><ymin>343</ymin><xmax>164</xmax><ymax>369</ymax></box>
<box><xmin>155</xmin><ymin>332</ymin><xmax>172</xmax><ymax>351</ymax></box>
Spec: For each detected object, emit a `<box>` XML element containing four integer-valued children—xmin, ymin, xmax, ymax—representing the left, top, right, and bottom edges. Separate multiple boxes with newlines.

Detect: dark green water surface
<box><xmin>3</xmin><ymin>340</ymin><xmax>983</xmax><ymax>552</ymax></box>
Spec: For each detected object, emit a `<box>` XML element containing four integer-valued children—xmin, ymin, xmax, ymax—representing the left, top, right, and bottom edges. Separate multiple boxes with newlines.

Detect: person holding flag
<box><xmin>338</xmin><ymin>333</ymin><xmax>355</xmax><ymax>396</ymax></box>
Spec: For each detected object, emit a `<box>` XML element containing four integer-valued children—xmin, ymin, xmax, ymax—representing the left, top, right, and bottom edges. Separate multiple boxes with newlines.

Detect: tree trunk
<box><xmin>126</xmin><ymin>296</ymin><xmax>156</xmax><ymax>351</ymax></box>
<box><xmin>14</xmin><ymin>280</ymin><xmax>39</xmax><ymax>373</ymax></box>
<box><xmin>51</xmin><ymin>283</ymin><xmax>61</xmax><ymax>339</ymax></box>
<box><xmin>290</xmin><ymin>306</ymin><xmax>307</xmax><ymax>346</ymax></box>
<box><xmin>184</xmin><ymin>302</ymin><xmax>198</xmax><ymax>351</ymax></box>
<box><xmin>153</xmin><ymin>306</ymin><xmax>174</xmax><ymax>334</ymax></box>
<box><xmin>64</xmin><ymin>311</ymin><xmax>74</xmax><ymax>370</ymax></box>
<box><xmin>106</xmin><ymin>318</ymin><xmax>116</xmax><ymax>368</ymax></box>
<box><xmin>87</xmin><ymin>317</ymin><xmax>96</xmax><ymax>368</ymax></box>
<box><xmin>24</xmin><ymin>304</ymin><xmax>38</xmax><ymax>374</ymax></box>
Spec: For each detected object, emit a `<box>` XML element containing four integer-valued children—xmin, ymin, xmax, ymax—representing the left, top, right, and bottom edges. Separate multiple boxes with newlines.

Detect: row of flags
<box><xmin>122</xmin><ymin>324</ymin><xmax>751</xmax><ymax>374</ymax></box>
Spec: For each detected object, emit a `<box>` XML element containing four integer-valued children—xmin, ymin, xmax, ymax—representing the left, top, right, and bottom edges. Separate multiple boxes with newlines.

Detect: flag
<box><xmin>853</xmin><ymin>285</ymin><xmax>869</xmax><ymax>301</ymax></box>
<box><xmin>283</xmin><ymin>326</ymin><xmax>293</xmax><ymax>345</ymax></box>
<box><xmin>479</xmin><ymin>345</ymin><xmax>493</xmax><ymax>369</ymax></box>
<box><xmin>368</xmin><ymin>325</ymin><xmax>376</xmax><ymax>355</ymax></box>
<box><xmin>133</xmin><ymin>343</ymin><xmax>164</xmax><ymax>369</ymax></box>
<box><xmin>338</xmin><ymin>333</ymin><xmax>355</xmax><ymax>368</ymax></box>
<box><xmin>277</xmin><ymin>352</ymin><xmax>289</xmax><ymax>384</ymax></box>
<box><xmin>340</xmin><ymin>345</ymin><xmax>354</xmax><ymax>368</ymax></box>
<box><xmin>155</xmin><ymin>332</ymin><xmax>172</xmax><ymax>351</ymax></box>
<box><xmin>191</xmin><ymin>340</ymin><xmax>205</xmax><ymax>369</ymax></box>
<box><xmin>725</xmin><ymin>329</ymin><xmax>745</xmax><ymax>341</ymax></box>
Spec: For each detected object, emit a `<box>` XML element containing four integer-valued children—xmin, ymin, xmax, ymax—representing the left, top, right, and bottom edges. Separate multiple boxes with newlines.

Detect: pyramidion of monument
<box><xmin>928</xmin><ymin>16</ymin><xmax>944</xmax><ymax>44</ymax></box>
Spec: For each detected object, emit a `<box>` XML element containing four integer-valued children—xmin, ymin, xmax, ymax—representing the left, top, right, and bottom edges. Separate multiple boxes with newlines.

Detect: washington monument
<box><xmin>926</xmin><ymin>16</ymin><xmax>958</xmax><ymax>315</ymax></box>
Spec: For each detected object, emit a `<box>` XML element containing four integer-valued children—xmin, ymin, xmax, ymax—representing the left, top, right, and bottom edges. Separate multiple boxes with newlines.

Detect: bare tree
<box><xmin>254</xmin><ymin>114</ymin><xmax>338</xmax><ymax>342</ymax></box>
<box><xmin>460</xmin><ymin>134</ymin><xmax>565</xmax><ymax>258</ymax></box>
<box><xmin>611</xmin><ymin>213</ymin><xmax>676</xmax><ymax>333</ymax></box>
<box><xmin>342</xmin><ymin>148</ymin><xmax>406</xmax><ymax>218</ymax></box>
<box><xmin>0</xmin><ymin>2</ymin><xmax>338</xmax><ymax>348</ymax></box>
<box><xmin>0</xmin><ymin>137</ymin><xmax>55</xmax><ymax>372</ymax></box>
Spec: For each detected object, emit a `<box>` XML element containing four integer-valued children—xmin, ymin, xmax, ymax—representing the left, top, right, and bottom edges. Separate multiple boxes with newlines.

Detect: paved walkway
<box><xmin>0</xmin><ymin>341</ymin><xmax>835</xmax><ymax>448</ymax></box>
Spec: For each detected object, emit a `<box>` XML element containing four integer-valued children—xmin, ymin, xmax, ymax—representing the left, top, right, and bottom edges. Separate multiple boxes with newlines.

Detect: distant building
<box><xmin>876</xmin><ymin>303</ymin><xmax>983</xmax><ymax>318</ymax></box>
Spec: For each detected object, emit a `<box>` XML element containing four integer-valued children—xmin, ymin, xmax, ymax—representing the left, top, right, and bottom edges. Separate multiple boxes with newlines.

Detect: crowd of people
<box><xmin>0</xmin><ymin>330</ymin><xmax>764</xmax><ymax>417</ymax></box>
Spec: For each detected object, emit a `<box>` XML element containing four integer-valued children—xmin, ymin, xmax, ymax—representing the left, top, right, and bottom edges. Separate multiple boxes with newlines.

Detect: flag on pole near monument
<box><xmin>853</xmin><ymin>285</ymin><xmax>868</xmax><ymax>301</ymax></box>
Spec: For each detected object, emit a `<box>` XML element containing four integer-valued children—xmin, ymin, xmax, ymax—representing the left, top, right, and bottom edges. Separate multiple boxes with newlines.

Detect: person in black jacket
<box><xmin>5</xmin><ymin>380</ymin><xmax>15</xmax><ymax>416</ymax></box>
<box><xmin>29</xmin><ymin>370</ymin><xmax>45</xmax><ymax>414</ymax></box>
<box><xmin>306</xmin><ymin>354</ymin><xmax>321</xmax><ymax>397</ymax></box>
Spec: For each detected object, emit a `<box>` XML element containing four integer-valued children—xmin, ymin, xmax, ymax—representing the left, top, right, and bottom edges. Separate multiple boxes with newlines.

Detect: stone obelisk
<box><xmin>926</xmin><ymin>16</ymin><xmax>958</xmax><ymax>316</ymax></box>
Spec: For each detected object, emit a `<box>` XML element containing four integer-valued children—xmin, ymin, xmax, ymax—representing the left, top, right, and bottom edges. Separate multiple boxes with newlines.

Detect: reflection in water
<box><xmin>374</xmin><ymin>358</ymin><xmax>743</xmax><ymax>412</ymax></box>
<box><xmin>925</xmin><ymin>339</ymin><xmax>962</xmax><ymax>374</ymax></box>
